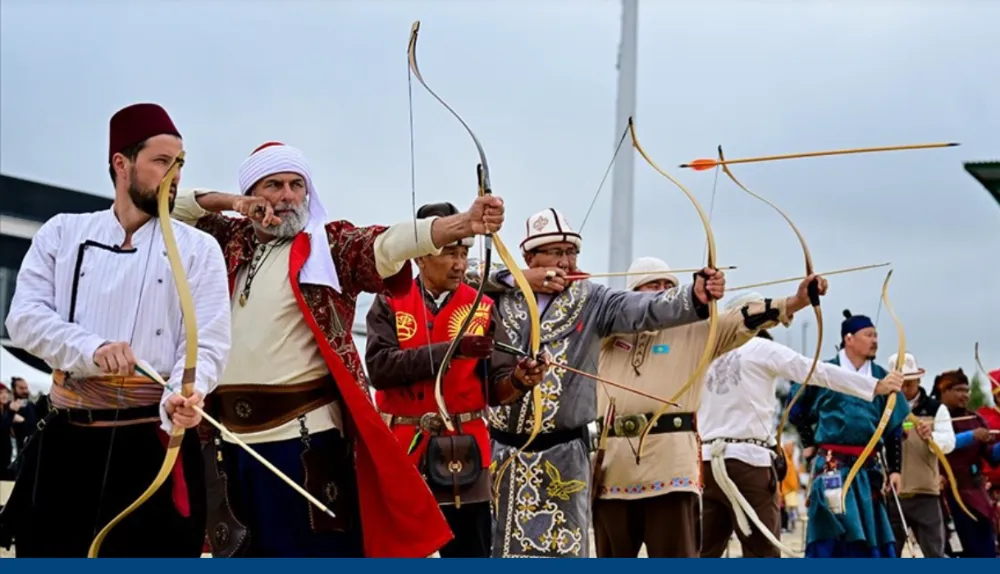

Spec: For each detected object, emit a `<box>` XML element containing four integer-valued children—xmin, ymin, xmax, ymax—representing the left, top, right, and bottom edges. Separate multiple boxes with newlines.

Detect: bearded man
<box><xmin>1</xmin><ymin>103</ymin><xmax>232</xmax><ymax>557</ymax></box>
<box><xmin>171</xmin><ymin>142</ymin><xmax>505</xmax><ymax>557</ymax></box>
<box><xmin>788</xmin><ymin>310</ymin><xmax>911</xmax><ymax>557</ymax></box>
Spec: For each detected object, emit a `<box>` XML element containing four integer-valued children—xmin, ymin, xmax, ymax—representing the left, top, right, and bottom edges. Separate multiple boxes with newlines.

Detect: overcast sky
<box><xmin>2</xmin><ymin>0</ymin><xmax>997</xmax><ymax>393</ymax></box>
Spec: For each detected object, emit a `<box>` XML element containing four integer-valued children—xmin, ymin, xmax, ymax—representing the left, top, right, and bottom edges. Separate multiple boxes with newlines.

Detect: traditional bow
<box><xmin>709</xmin><ymin>146</ymin><xmax>823</xmax><ymax>446</ymax></box>
<box><xmin>839</xmin><ymin>271</ymin><xmax>976</xmax><ymax>521</ymax></box>
<box><xmin>841</xmin><ymin>270</ymin><xmax>901</xmax><ymax>506</ymax></box>
<box><xmin>88</xmin><ymin>153</ymin><xmax>194</xmax><ymax>557</ymax></box>
<box><xmin>627</xmin><ymin>118</ymin><xmax>719</xmax><ymax>463</ymax></box>
<box><xmin>406</xmin><ymin>22</ymin><xmax>543</xmax><ymax>485</ymax></box>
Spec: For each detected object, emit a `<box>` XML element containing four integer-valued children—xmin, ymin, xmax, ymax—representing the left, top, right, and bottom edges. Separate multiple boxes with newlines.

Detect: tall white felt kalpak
<box><xmin>238</xmin><ymin>142</ymin><xmax>341</xmax><ymax>293</ymax></box>
<box><xmin>520</xmin><ymin>208</ymin><xmax>583</xmax><ymax>253</ymax></box>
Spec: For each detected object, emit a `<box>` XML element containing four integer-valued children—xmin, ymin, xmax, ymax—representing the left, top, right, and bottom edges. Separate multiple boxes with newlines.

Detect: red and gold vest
<box><xmin>377</xmin><ymin>281</ymin><xmax>494</xmax><ymax>468</ymax></box>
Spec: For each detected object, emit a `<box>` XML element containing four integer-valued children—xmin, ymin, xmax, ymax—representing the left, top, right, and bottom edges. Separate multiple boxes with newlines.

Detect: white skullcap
<box><xmin>625</xmin><ymin>257</ymin><xmax>680</xmax><ymax>291</ymax></box>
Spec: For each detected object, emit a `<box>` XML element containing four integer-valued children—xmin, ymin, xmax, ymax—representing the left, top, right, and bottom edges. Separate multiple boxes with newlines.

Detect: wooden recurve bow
<box><xmin>88</xmin><ymin>153</ymin><xmax>195</xmax><ymax>557</ymax></box>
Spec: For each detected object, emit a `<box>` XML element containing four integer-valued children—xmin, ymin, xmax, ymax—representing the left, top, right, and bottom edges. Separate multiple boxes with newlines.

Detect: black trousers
<box><xmin>0</xmin><ymin>411</ymin><xmax>206</xmax><ymax>557</ymax></box>
<box><xmin>438</xmin><ymin>501</ymin><xmax>492</xmax><ymax>558</ymax></box>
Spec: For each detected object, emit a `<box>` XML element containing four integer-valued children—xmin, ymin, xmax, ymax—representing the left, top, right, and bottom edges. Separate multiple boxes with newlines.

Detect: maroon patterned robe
<box><xmin>193</xmin><ymin>213</ymin><xmax>453</xmax><ymax>557</ymax></box>
<box><xmin>947</xmin><ymin>411</ymin><xmax>996</xmax><ymax>522</ymax></box>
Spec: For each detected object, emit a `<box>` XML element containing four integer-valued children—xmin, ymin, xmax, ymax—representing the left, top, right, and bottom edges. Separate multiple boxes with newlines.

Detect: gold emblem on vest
<box><xmin>395</xmin><ymin>312</ymin><xmax>418</xmax><ymax>342</ymax></box>
<box><xmin>447</xmin><ymin>303</ymin><xmax>491</xmax><ymax>339</ymax></box>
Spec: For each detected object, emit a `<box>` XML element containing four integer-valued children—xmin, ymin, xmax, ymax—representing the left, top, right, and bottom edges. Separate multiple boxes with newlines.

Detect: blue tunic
<box><xmin>788</xmin><ymin>356</ymin><xmax>910</xmax><ymax>558</ymax></box>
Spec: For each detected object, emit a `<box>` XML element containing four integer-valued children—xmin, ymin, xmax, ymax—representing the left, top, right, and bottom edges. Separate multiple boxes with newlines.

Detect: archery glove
<box><xmin>456</xmin><ymin>335</ymin><xmax>495</xmax><ymax>359</ymax></box>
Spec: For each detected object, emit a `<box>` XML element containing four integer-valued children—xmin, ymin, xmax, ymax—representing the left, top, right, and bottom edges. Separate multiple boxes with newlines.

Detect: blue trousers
<box><xmin>225</xmin><ymin>430</ymin><xmax>363</xmax><ymax>557</ymax></box>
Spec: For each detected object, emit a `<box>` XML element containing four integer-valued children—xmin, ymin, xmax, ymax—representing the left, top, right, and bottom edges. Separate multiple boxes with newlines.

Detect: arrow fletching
<box><xmin>680</xmin><ymin>158</ymin><xmax>718</xmax><ymax>171</ymax></box>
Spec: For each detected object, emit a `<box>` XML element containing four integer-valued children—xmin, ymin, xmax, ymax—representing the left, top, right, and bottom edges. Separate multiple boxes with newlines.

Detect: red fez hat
<box><xmin>108</xmin><ymin>103</ymin><xmax>181</xmax><ymax>161</ymax></box>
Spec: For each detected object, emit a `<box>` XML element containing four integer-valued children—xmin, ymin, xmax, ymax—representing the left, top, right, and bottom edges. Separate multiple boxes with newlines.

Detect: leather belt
<box><xmin>603</xmin><ymin>411</ymin><xmax>697</xmax><ymax>438</ymax></box>
<box><xmin>712</xmin><ymin>437</ymin><xmax>772</xmax><ymax>449</ymax></box>
<box><xmin>381</xmin><ymin>409</ymin><xmax>486</xmax><ymax>434</ymax></box>
<box><xmin>214</xmin><ymin>376</ymin><xmax>339</xmax><ymax>434</ymax></box>
<box><xmin>490</xmin><ymin>427</ymin><xmax>591</xmax><ymax>452</ymax></box>
<box><xmin>60</xmin><ymin>404</ymin><xmax>161</xmax><ymax>427</ymax></box>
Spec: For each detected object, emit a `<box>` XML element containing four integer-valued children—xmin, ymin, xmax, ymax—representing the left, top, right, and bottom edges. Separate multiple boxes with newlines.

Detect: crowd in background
<box><xmin>1</xmin><ymin>362</ymin><xmax>998</xmax><ymax>556</ymax></box>
<box><xmin>774</xmin><ymin>375</ymin><xmax>1000</xmax><ymax>558</ymax></box>
<box><xmin>1</xmin><ymin>377</ymin><xmax>48</xmax><ymax>484</ymax></box>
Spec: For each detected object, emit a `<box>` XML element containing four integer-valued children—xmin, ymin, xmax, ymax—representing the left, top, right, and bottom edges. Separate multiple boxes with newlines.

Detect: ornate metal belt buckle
<box><xmin>233</xmin><ymin>397</ymin><xmax>253</xmax><ymax>420</ymax></box>
<box><xmin>419</xmin><ymin>412</ymin><xmax>444</xmax><ymax>433</ymax></box>
<box><xmin>613</xmin><ymin>413</ymin><xmax>648</xmax><ymax>438</ymax></box>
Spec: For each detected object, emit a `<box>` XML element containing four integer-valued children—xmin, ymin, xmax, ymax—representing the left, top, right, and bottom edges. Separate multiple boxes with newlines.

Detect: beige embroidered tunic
<box><xmin>595</xmin><ymin>299</ymin><xmax>793</xmax><ymax>500</ymax></box>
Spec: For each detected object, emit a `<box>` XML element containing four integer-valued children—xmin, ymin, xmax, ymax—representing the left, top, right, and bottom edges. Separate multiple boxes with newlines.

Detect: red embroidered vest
<box><xmin>377</xmin><ymin>281</ymin><xmax>493</xmax><ymax>467</ymax></box>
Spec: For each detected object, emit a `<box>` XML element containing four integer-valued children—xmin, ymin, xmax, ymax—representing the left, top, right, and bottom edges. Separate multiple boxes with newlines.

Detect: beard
<box><xmin>128</xmin><ymin>174</ymin><xmax>175</xmax><ymax>217</ymax></box>
<box><xmin>865</xmin><ymin>343</ymin><xmax>878</xmax><ymax>360</ymax></box>
<box><xmin>253</xmin><ymin>198</ymin><xmax>309</xmax><ymax>238</ymax></box>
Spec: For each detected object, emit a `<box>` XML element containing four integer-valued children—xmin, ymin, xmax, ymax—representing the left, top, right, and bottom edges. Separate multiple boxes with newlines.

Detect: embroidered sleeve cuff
<box><xmin>173</xmin><ymin>188</ymin><xmax>213</xmax><ymax>225</ymax></box>
<box><xmin>374</xmin><ymin>218</ymin><xmax>441</xmax><ymax>278</ymax></box>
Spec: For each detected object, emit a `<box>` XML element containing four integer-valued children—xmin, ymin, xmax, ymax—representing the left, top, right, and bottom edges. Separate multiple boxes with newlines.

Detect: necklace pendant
<box><xmin>239</xmin><ymin>293</ymin><xmax>247</xmax><ymax>307</ymax></box>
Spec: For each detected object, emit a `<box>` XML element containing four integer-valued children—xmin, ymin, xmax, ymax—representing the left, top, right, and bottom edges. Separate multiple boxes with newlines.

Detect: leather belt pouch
<box><xmin>302</xmin><ymin>434</ymin><xmax>358</xmax><ymax>534</ymax></box>
<box><xmin>422</xmin><ymin>434</ymin><xmax>483</xmax><ymax>507</ymax></box>
<box><xmin>772</xmin><ymin>445</ymin><xmax>788</xmax><ymax>482</ymax></box>
<box><xmin>216</xmin><ymin>377</ymin><xmax>338</xmax><ymax>434</ymax></box>
<box><xmin>203</xmin><ymin>434</ymin><xmax>250</xmax><ymax>557</ymax></box>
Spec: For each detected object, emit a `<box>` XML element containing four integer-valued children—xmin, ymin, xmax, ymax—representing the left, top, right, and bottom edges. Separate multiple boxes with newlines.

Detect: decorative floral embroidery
<box><xmin>496</xmin><ymin>450</ymin><xmax>585</xmax><ymax>558</ymax></box>
<box><xmin>598</xmin><ymin>477</ymin><xmax>699</xmax><ymax>496</ymax></box>
<box><xmin>195</xmin><ymin>213</ymin><xmax>410</xmax><ymax>399</ymax></box>
<box><xmin>705</xmin><ymin>349</ymin><xmax>741</xmax><ymax>396</ymax></box>
<box><xmin>490</xmin><ymin>280</ymin><xmax>589</xmax><ymax>433</ymax></box>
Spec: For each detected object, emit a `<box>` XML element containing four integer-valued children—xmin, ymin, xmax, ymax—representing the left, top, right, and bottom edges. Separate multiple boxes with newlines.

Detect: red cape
<box><xmin>286</xmin><ymin>233</ymin><xmax>453</xmax><ymax>557</ymax></box>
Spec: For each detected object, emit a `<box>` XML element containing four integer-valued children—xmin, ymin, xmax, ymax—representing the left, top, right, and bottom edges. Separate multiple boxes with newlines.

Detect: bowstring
<box><xmin>572</xmin><ymin>122</ymin><xmax>640</xmax><ymax>457</ymax></box>
<box><xmin>92</xmin><ymin>230</ymin><xmax>156</xmax><ymax>539</ymax></box>
<box><xmin>408</xmin><ymin>57</ymin><xmax>437</xmax><ymax>384</ymax></box>
<box><xmin>701</xmin><ymin>165</ymin><xmax>721</xmax><ymax>262</ymax></box>
<box><xmin>579</xmin><ymin>123</ymin><xmax>630</xmax><ymax>234</ymax></box>
<box><xmin>710</xmin><ymin>163</ymin><xmax>781</xmax><ymax>445</ymax></box>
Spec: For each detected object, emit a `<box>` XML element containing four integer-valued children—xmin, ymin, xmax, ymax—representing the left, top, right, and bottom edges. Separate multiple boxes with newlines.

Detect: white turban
<box><xmin>238</xmin><ymin>142</ymin><xmax>340</xmax><ymax>293</ymax></box>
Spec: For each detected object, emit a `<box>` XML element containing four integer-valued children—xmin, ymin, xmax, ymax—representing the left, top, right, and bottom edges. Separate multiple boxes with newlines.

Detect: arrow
<box><xmin>727</xmin><ymin>262</ymin><xmax>890</xmax><ymax>292</ymax></box>
<box><xmin>680</xmin><ymin>142</ymin><xmax>959</xmax><ymax>171</ymax></box>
